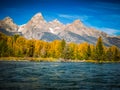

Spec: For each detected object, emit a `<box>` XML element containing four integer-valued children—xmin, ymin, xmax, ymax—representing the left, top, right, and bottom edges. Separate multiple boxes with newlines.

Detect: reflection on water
<box><xmin>0</xmin><ymin>61</ymin><xmax>120</xmax><ymax>90</ymax></box>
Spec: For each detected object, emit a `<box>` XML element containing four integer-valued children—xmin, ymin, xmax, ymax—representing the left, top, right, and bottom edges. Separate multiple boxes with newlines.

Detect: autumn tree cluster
<box><xmin>0</xmin><ymin>32</ymin><xmax>120</xmax><ymax>61</ymax></box>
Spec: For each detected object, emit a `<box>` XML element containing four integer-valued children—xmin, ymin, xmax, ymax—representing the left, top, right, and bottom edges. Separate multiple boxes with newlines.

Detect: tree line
<box><xmin>0</xmin><ymin>32</ymin><xmax>120</xmax><ymax>61</ymax></box>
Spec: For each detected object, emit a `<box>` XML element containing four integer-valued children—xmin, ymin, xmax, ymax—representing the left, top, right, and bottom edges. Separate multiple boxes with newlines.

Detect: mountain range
<box><xmin>0</xmin><ymin>13</ymin><xmax>120</xmax><ymax>47</ymax></box>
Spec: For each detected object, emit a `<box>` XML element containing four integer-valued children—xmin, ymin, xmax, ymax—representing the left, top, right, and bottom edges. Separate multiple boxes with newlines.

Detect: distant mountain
<box><xmin>0</xmin><ymin>12</ymin><xmax>120</xmax><ymax>47</ymax></box>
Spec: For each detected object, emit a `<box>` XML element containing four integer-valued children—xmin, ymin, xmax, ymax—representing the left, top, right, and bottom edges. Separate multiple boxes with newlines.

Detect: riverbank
<box><xmin>0</xmin><ymin>57</ymin><xmax>120</xmax><ymax>63</ymax></box>
<box><xmin>0</xmin><ymin>57</ymin><xmax>57</xmax><ymax>62</ymax></box>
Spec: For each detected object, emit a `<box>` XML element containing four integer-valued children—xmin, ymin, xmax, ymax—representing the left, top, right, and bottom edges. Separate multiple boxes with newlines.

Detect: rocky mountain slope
<box><xmin>0</xmin><ymin>13</ymin><xmax>120</xmax><ymax>47</ymax></box>
<box><xmin>0</xmin><ymin>17</ymin><xmax>21</xmax><ymax>35</ymax></box>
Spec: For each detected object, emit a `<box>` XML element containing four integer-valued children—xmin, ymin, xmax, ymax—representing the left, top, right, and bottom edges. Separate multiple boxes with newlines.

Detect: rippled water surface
<box><xmin>0</xmin><ymin>61</ymin><xmax>120</xmax><ymax>90</ymax></box>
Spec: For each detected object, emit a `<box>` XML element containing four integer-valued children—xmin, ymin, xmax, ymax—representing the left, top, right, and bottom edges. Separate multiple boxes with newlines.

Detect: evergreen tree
<box><xmin>95</xmin><ymin>36</ymin><xmax>104</xmax><ymax>61</ymax></box>
<box><xmin>86</xmin><ymin>44</ymin><xmax>91</xmax><ymax>60</ymax></box>
<box><xmin>0</xmin><ymin>32</ymin><xmax>8</xmax><ymax>57</ymax></box>
<box><xmin>105</xmin><ymin>47</ymin><xmax>112</xmax><ymax>61</ymax></box>
<box><xmin>60</xmin><ymin>39</ymin><xmax>66</xmax><ymax>58</ymax></box>
<box><xmin>13</xmin><ymin>34</ymin><xmax>20</xmax><ymax>42</ymax></box>
<box><xmin>63</xmin><ymin>45</ymin><xmax>71</xmax><ymax>60</ymax></box>
<box><xmin>111</xmin><ymin>46</ymin><xmax>119</xmax><ymax>61</ymax></box>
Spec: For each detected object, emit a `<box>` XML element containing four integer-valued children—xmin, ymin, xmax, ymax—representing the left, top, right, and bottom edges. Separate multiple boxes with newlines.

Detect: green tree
<box><xmin>86</xmin><ymin>44</ymin><xmax>91</xmax><ymax>60</ymax></box>
<box><xmin>26</xmin><ymin>39</ymin><xmax>35</xmax><ymax>57</ymax></box>
<box><xmin>0</xmin><ymin>32</ymin><xmax>8</xmax><ymax>57</ymax></box>
<box><xmin>7</xmin><ymin>36</ymin><xmax>14</xmax><ymax>56</ymax></box>
<box><xmin>95</xmin><ymin>36</ymin><xmax>104</xmax><ymax>61</ymax></box>
<box><xmin>111</xmin><ymin>46</ymin><xmax>120</xmax><ymax>61</ymax></box>
<box><xmin>60</xmin><ymin>39</ymin><xmax>66</xmax><ymax>58</ymax></box>
<box><xmin>13</xmin><ymin>34</ymin><xmax>20</xmax><ymax>42</ymax></box>
<box><xmin>62</xmin><ymin>45</ymin><xmax>71</xmax><ymax>60</ymax></box>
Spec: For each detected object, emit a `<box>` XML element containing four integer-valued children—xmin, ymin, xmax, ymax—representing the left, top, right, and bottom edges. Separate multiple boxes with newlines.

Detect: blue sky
<box><xmin>0</xmin><ymin>0</ymin><xmax>120</xmax><ymax>35</ymax></box>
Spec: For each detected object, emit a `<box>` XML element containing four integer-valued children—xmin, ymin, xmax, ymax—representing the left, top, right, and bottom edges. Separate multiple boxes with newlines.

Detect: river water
<box><xmin>0</xmin><ymin>61</ymin><xmax>120</xmax><ymax>90</ymax></box>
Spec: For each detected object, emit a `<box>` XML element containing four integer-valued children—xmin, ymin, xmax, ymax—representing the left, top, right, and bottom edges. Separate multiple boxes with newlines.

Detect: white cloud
<box><xmin>58</xmin><ymin>14</ymin><xmax>88</xmax><ymax>21</ymax></box>
<box><xmin>96</xmin><ymin>27</ymin><xmax>120</xmax><ymax>36</ymax></box>
<box><xmin>59</xmin><ymin>14</ymin><xmax>78</xmax><ymax>19</ymax></box>
<box><xmin>59</xmin><ymin>14</ymin><xmax>120</xmax><ymax>36</ymax></box>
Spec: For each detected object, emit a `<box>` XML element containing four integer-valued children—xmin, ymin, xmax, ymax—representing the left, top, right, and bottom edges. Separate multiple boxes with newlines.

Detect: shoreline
<box><xmin>0</xmin><ymin>57</ymin><xmax>120</xmax><ymax>63</ymax></box>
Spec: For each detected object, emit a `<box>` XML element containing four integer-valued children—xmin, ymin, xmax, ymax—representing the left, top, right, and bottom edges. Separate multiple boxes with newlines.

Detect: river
<box><xmin>0</xmin><ymin>61</ymin><xmax>120</xmax><ymax>90</ymax></box>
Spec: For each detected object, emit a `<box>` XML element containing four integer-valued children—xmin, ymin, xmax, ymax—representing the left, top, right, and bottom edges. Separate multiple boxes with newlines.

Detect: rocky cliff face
<box><xmin>0</xmin><ymin>12</ymin><xmax>120</xmax><ymax>47</ymax></box>
<box><xmin>0</xmin><ymin>17</ymin><xmax>20</xmax><ymax>35</ymax></box>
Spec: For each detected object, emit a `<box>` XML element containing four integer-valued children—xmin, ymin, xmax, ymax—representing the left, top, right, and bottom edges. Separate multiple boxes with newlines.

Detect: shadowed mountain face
<box><xmin>0</xmin><ymin>13</ymin><xmax>120</xmax><ymax>47</ymax></box>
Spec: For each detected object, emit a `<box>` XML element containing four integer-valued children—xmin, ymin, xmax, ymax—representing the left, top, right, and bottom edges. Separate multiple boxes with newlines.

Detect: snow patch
<box><xmin>55</xmin><ymin>27</ymin><xmax>60</xmax><ymax>29</ymax></box>
<box><xmin>49</xmin><ymin>27</ymin><xmax>55</xmax><ymax>33</ymax></box>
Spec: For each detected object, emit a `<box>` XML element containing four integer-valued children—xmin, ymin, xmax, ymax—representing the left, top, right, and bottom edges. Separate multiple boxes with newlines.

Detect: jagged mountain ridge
<box><xmin>0</xmin><ymin>12</ymin><xmax>120</xmax><ymax>47</ymax></box>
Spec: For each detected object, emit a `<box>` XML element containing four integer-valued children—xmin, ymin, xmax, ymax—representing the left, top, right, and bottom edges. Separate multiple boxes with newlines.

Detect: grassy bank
<box><xmin>0</xmin><ymin>57</ymin><xmax>120</xmax><ymax>63</ymax></box>
<box><xmin>0</xmin><ymin>57</ymin><xmax>57</xmax><ymax>62</ymax></box>
<box><xmin>60</xmin><ymin>59</ymin><xmax>120</xmax><ymax>63</ymax></box>
<box><xmin>82</xmin><ymin>60</ymin><xmax>120</xmax><ymax>63</ymax></box>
